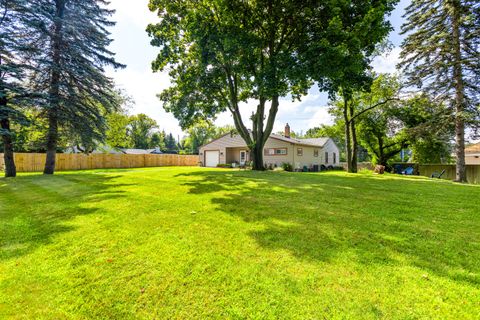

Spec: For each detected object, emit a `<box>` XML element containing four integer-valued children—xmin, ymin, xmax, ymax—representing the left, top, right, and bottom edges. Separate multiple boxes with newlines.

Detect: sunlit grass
<box><xmin>1</xmin><ymin>167</ymin><xmax>479</xmax><ymax>319</ymax></box>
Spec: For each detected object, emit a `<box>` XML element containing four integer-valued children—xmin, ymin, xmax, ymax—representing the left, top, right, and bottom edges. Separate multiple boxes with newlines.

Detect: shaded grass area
<box><xmin>0</xmin><ymin>167</ymin><xmax>479</xmax><ymax>319</ymax></box>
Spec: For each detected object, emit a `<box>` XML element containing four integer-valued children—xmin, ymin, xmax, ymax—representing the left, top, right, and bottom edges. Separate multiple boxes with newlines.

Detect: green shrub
<box><xmin>216</xmin><ymin>163</ymin><xmax>232</xmax><ymax>168</ymax></box>
<box><xmin>281</xmin><ymin>162</ymin><xmax>293</xmax><ymax>172</ymax></box>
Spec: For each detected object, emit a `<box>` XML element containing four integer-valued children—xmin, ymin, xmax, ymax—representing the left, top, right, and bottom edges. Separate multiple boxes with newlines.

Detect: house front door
<box><xmin>240</xmin><ymin>150</ymin><xmax>247</xmax><ymax>164</ymax></box>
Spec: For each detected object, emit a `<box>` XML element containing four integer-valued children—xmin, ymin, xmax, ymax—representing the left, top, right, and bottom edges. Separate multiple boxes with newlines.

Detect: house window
<box><xmin>314</xmin><ymin>149</ymin><xmax>319</xmax><ymax>157</ymax></box>
<box><xmin>325</xmin><ymin>152</ymin><xmax>329</xmax><ymax>163</ymax></box>
<box><xmin>264</xmin><ymin>148</ymin><xmax>287</xmax><ymax>156</ymax></box>
<box><xmin>333</xmin><ymin>152</ymin><xmax>336</xmax><ymax>164</ymax></box>
<box><xmin>297</xmin><ymin>148</ymin><xmax>303</xmax><ymax>156</ymax></box>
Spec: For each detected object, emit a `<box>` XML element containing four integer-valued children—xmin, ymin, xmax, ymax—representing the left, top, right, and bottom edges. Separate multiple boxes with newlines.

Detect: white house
<box><xmin>199</xmin><ymin>124</ymin><xmax>340</xmax><ymax>169</ymax></box>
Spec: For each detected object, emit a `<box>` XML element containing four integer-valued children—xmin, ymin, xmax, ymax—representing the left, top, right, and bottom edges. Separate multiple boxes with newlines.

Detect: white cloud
<box><xmin>110</xmin><ymin>0</ymin><xmax>157</xmax><ymax>27</ymax></box>
<box><xmin>372</xmin><ymin>47</ymin><xmax>401</xmax><ymax>74</ymax></box>
<box><xmin>106</xmin><ymin>0</ymin><xmax>186</xmax><ymax>137</ymax></box>
<box><xmin>107</xmin><ymin>67</ymin><xmax>184</xmax><ymax>137</ymax></box>
<box><xmin>214</xmin><ymin>94</ymin><xmax>333</xmax><ymax>135</ymax></box>
<box><xmin>305</xmin><ymin>107</ymin><xmax>334</xmax><ymax>129</ymax></box>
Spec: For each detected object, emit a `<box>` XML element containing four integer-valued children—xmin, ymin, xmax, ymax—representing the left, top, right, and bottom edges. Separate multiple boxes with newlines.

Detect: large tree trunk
<box><xmin>44</xmin><ymin>0</ymin><xmax>64</xmax><ymax>175</ymax></box>
<box><xmin>251</xmin><ymin>96</ymin><xmax>279</xmax><ymax>171</ymax></box>
<box><xmin>0</xmin><ymin>89</ymin><xmax>16</xmax><ymax>177</ymax></box>
<box><xmin>451</xmin><ymin>0</ymin><xmax>467</xmax><ymax>182</ymax></box>
<box><xmin>251</xmin><ymin>143</ymin><xmax>265</xmax><ymax>170</ymax></box>
<box><xmin>349</xmin><ymin>103</ymin><xmax>358</xmax><ymax>173</ymax></box>
<box><xmin>231</xmin><ymin>96</ymin><xmax>278</xmax><ymax>171</ymax></box>
<box><xmin>44</xmin><ymin>110</ymin><xmax>58</xmax><ymax>174</ymax></box>
<box><xmin>343</xmin><ymin>98</ymin><xmax>353</xmax><ymax>172</ymax></box>
<box><xmin>1</xmin><ymin>118</ymin><xmax>16</xmax><ymax>178</ymax></box>
<box><xmin>350</xmin><ymin>120</ymin><xmax>358</xmax><ymax>173</ymax></box>
<box><xmin>377</xmin><ymin>135</ymin><xmax>386</xmax><ymax>166</ymax></box>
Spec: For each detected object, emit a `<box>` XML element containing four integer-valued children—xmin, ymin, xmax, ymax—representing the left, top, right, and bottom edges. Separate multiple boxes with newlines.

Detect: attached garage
<box><xmin>204</xmin><ymin>150</ymin><xmax>220</xmax><ymax>167</ymax></box>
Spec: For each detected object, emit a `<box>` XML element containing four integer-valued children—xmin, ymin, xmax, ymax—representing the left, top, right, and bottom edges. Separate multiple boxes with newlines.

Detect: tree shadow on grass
<box><xmin>176</xmin><ymin>170</ymin><xmax>480</xmax><ymax>286</ymax></box>
<box><xmin>0</xmin><ymin>173</ymin><xmax>132</xmax><ymax>261</ymax></box>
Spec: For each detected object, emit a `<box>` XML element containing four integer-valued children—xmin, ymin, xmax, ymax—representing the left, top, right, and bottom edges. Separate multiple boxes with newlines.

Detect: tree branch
<box><xmin>262</xmin><ymin>96</ymin><xmax>279</xmax><ymax>145</ymax></box>
<box><xmin>349</xmin><ymin>98</ymin><xmax>399</xmax><ymax>123</ymax></box>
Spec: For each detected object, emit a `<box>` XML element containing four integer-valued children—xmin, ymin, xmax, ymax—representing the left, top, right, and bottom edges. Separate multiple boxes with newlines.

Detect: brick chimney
<box><xmin>284</xmin><ymin>123</ymin><xmax>291</xmax><ymax>138</ymax></box>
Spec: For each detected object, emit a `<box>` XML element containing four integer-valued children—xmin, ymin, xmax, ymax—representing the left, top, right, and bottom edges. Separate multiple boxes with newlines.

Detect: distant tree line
<box><xmin>0</xmin><ymin>105</ymin><xmax>232</xmax><ymax>155</ymax></box>
<box><xmin>104</xmin><ymin>111</ymin><xmax>231</xmax><ymax>154</ymax></box>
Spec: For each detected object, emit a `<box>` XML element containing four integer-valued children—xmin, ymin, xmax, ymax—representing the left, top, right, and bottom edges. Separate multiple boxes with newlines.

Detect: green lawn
<box><xmin>1</xmin><ymin>167</ymin><xmax>479</xmax><ymax>319</ymax></box>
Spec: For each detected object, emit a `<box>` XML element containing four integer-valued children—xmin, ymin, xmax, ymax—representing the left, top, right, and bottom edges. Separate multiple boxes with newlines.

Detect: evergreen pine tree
<box><xmin>165</xmin><ymin>133</ymin><xmax>177</xmax><ymax>153</ymax></box>
<box><xmin>0</xmin><ymin>0</ymin><xmax>39</xmax><ymax>177</ymax></box>
<box><xmin>399</xmin><ymin>0</ymin><xmax>479</xmax><ymax>182</ymax></box>
<box><xmin>28</xmin><ymin>0</ymin><xmax>125</xmax><ymax>174</ymax></box>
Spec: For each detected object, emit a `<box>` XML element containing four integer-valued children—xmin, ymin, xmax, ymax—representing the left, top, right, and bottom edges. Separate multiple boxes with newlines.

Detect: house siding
<box><xmin>321</xmin><ymin>139</ymin><xmax>340</xmax><ymax>165</ymax></box>
<box><xmin>226</xmin><ymin>147</ymin><xmax>249</xmax><ymax>163</ymax></box>
<box><xmin>199</xmin><ymin>134</ymin><xmax>247</xmax><ymax>166</ymax></box>
<box><xmin>466</xmin><ymin>154</ymin><xmax>480</xmax><ymax>165</ymax></box>
<box><xmin>263</xmin><ymin>138</ymin><xmax>294</xmax><ymax>167</ymax></box>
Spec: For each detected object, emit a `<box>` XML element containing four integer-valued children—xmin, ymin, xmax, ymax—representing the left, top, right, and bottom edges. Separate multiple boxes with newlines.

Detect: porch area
<box><xmin>226</xmin><ymin>147</ymin><xmax>250</xmax><ymax>166</ymax></box>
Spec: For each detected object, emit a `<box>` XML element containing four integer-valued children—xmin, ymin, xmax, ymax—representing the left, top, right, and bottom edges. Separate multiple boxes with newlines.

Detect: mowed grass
<box><xmin>0</xmin><ymin>167</ymin><xmax>479</xmax><ymax>319</ymax></box>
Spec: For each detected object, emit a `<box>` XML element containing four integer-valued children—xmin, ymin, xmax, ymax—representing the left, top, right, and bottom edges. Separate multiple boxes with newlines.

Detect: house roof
<box><xmin>200</xmin><ymin>131</ymin><xmax>332</xmax><ymax>149</ymax></box>
<box><xmin>466</xmin><ymin>142</ymin><xmax>480</xmax><ymax>154</ymax></box>
<box><xmin>269</xmin><ymin>134</ymin><xmax>329</xmax><ymax>147</ymax></box>
<box><xmin>93</xmin><ymin>145</ymin><xmax>123</xmax><ymax>154</ymax></box>
<box><xmin>121</xmin><ymin>149</ymin><xmax>157</xmax><ymax>155</ymax></box>
<box><xmin>296</xmin><ymin>137</ymin><xmax>330</xmax><ymax>147</ymax></box>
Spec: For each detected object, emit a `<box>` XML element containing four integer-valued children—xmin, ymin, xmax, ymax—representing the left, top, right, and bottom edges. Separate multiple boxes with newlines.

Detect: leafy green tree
<box><xmin>354</xmin><ymin>83</ymin><xmax>454</xmax><ymax>166</ymax></box>
<box><xmin>28</xmin><ymin>0</ymin><xmax>124</xmax><ymax>174</ymax></box>
<box><xmin>329</xmin><ymin>74</ymin><xmax>400</xmax><ymax>169</ymax></box>
<box><xmin>183</xmin><ymin>121</ymin><xmax>216</xmax><ymax>155</ymax></box>
<box><xmin>299</xmin><ymin>0</ymin><xmax>398</xmax><ymax>173</ymax></box>
<box><xmin>149</xmin><ymin>1</ymin><xmax>366</xmax><ymax>170</ymax></box>
<box><xmin>105</xmin><ymin>112</ymin><xmax>133</xmax><ymax>149</ymax></box>
<box><xmin>149</xmin><ymin>132</ymin><xmax>165</xmax><ymax>150</ymax></box>
<box><xmin>129</xmin><ymin>114</ymin><xmax>159</xmax><ymax>149</ymax></box>
<box><xmin>183</xmin><ymin>122</ymin><xmax>235</xmax><ymax>154</ymax></box>
<box><xmin>214</xmin><ymin>125</ymin><xmax>236</xmax><ymax>139</ymax></box>
<box><xmin>393</xmin><ymin>95</ymin><xmax>454</xmax><ymax>164</ymax></box>
<box><xmin>356</xmin><ymin>104</ymin><xmax>409</xmax><ymax>166</ymax></box>
<box><xmin>148</xmin><ymin>0</ymin><xmax>396</xmax><ymax>169</ymax></box>
<box><xmin>0</xmin><ymin>109</ymin><xmax>47</xmax><ymax>153</ymax></box>
<box><xmin>399</xmin><ymin>0</ymin><xmax>479</xmax><ymax>182</ymax></box>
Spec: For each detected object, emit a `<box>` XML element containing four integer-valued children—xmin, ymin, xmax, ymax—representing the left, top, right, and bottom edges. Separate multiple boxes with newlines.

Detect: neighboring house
<box><xmin>466</xmin><ymin>142</ymin><xmax>480</xmax><ymax>165</ymax></box>
<box><xmin>199</xmin><ymin>124</ymin><xmax>340</xmax><ymax>169</ymax></box>
<box><xmin>120</xmin><ymin>148</ymin><xmax>162</xmax><ymax>155</ymax></box>
<box><xmin>66</xmin><ymin>146</ymin><xmax>163</xmax><ymax>155</ymax></box>
<box><xmin>65</xmin><ymin>145</ymin><xmax>123</xmax><ymax>154</ymax></box>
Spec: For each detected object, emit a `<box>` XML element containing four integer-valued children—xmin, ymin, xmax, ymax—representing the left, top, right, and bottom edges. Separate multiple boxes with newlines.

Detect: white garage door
<box><xmin>205</xmin><ymin>151</ymin><xmax>220</xmax><ymax>167</ymax></box>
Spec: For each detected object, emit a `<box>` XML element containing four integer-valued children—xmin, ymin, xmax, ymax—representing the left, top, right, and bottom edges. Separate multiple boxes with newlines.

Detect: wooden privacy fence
<box><xmin>417</xmin><ymin>164</ymin><xmax>480</xmax><ymax>184</ymax></box>
<box><xmin>0</xmin><ymin>153</ymin><xmax>199</xmax><ymax>172</ymax></box>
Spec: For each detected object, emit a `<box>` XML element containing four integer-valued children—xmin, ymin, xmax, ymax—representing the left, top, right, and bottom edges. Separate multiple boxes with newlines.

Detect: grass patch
<box><xmin>1</xmin><ymin>167</ymin><xmax>479</xmax><ymax>319</ymax></box>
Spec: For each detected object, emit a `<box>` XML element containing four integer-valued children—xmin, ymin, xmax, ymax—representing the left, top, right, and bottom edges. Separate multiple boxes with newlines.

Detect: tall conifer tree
<box><xmin>0</xmin><ymin>0</ymin><xmax>39</xmax><ymax>177</ymax></box>
<box><xmin>29</xmin><ymin>0</ymin><xmax>124</xmax><ymax>174</ymax></box>
<box><xmin>399</xmin><ymin>0</ymin><xmax>479</xmax><ymax>182</ymax></box>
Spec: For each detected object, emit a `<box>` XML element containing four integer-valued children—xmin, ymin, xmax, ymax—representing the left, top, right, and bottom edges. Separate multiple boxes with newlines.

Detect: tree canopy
<box><xmin>147</xmin><ymin>0</ymin><xmax>397</xmax><ymax>170</ymax></box>
<box><xmin>183</xmin><ymin>121</ymin><xmax>235</xmax><ymax>154</ymax></box>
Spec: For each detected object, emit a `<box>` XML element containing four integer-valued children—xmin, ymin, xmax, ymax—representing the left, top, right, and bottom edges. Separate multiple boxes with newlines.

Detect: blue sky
<box><xmin>107</xmin><ymin>0</ymin><xmax>410</xmax><ymax>138</ymax></box>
